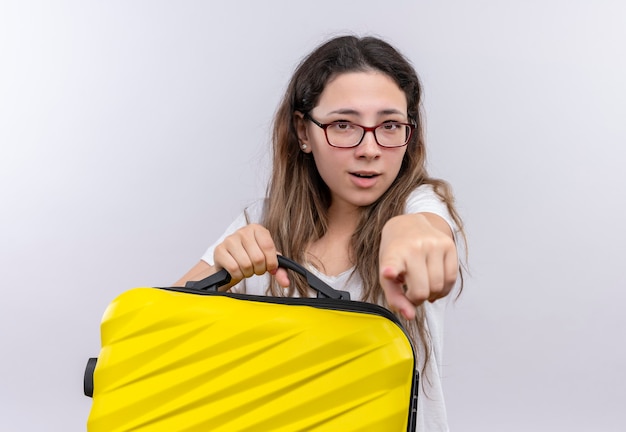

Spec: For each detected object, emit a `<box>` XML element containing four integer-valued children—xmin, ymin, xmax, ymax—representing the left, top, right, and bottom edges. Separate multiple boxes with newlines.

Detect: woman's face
<box><xmin>296</xmin><ymin>71</ymin><xmax>409</xmax><ymax>213</ymax></box>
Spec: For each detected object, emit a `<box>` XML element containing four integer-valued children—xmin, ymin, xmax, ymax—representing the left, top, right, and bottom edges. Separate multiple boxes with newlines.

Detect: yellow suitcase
<box><xmin>84</xmin><ymin>256</ymin><xmax>418</xmax><ymax>431</ymax></box>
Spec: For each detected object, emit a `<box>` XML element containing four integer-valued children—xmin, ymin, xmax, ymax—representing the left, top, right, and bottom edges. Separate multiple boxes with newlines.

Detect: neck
<box><xmin>326</xmin><ymin>201</ymin><xmax>360</xmax><ymax>237</ymax></box>
<box><xmin>305</xmin><ymin>202</ymin><xmax>361</xmax><ymax>276</ymax></box>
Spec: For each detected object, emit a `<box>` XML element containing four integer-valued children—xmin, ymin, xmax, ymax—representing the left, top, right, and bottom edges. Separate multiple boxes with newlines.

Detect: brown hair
<box><xmin>264</xmin><ymin>35</ymin><xmax>465</xmax><ymax>370</ymax></box>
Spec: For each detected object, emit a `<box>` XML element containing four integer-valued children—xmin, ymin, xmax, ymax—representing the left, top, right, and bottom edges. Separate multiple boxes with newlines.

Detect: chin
<box><xmin>349</xmin><ymin>194</ymin><xmax>385</xmax><ymax>209</ymax></box>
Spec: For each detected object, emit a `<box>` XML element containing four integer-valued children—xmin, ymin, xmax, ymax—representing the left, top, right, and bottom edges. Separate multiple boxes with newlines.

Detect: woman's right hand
<box><xmin>213</xmin><ymin>224</ymin><xmax>290</xmax><ymax>288</ymax></box>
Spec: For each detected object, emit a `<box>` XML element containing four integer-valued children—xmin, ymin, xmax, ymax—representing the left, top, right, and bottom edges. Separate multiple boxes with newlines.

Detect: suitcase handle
<box><xmin>185</xmin><ymin>255</ymin><xmax>351</xmax><ymax>300</ymax></box>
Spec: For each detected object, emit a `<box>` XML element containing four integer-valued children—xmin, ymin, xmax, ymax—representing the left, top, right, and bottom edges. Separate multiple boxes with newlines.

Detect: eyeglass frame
<box><xmin>304</xmin><ymin>113</ymin><xmax>416</xmax><ymax>148</ymax></box>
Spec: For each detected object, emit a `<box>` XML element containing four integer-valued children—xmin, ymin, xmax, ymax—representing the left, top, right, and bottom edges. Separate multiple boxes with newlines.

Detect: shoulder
<box><xmin>406</xmin><ymin>183</ymin><xmax>440</xmax><ymax>205</ymax></box>
<box><xmin>405</xmin><ymin>183</ymin><xmax>459</xmax><ymax>243</ymax></box>
<box><xmin>405</xmin><ymin>184</ymin><xmax>449</xmax><ymax>216</ymax></box>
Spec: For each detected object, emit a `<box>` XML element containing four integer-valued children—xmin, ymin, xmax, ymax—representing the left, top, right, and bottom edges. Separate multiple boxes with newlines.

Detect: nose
<box><xmin>354</xmin><ymin>130</ymin><xmax>381</xmax><ymax>159</ymax></box>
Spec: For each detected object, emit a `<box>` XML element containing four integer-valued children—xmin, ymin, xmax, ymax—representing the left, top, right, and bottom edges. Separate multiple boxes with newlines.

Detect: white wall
<box><xmin>1</xmin><ymin>1</ymin><xmax>625</xmax><ymax>431</ymax></box>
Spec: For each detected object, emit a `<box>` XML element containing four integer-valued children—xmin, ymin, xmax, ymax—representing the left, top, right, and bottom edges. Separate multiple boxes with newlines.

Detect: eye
<box><xmin>381</xmin><ymin>122</ymin><xmax>401</xmax><ymax>131</ymax></box>
<box><xmin>330</xmin><ymin>121</ymin><xmax>357</xmax><ymax>132</ymax></box>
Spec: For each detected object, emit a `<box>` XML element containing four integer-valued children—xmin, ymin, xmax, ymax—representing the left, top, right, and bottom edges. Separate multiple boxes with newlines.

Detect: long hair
<box><xmin>263</xmin><ymin>35</ymin><xmax>465</xmax><ymax>372</ymax></box>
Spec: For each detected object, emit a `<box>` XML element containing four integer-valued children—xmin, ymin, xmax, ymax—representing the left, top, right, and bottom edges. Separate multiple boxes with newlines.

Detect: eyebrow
<box><xmin>326</xmin><ymin>108</ymin><xmax>406</xmax><ymax>116</ymax></box>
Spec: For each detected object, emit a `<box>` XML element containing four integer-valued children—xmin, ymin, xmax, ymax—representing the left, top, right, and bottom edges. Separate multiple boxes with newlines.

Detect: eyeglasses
<box><xmin>305</xmin><ymin>113</ymin><xmax>415</xmax><ymax>148</ymax></box>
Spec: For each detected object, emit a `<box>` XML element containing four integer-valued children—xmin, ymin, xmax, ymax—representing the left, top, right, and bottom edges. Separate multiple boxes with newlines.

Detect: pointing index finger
<box><xmin>379</xmin><ymin>261</ymin><xmax>417</xmax><ymax>321</ymax></box>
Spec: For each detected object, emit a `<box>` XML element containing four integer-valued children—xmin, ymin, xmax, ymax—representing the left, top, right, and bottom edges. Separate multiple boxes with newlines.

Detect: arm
<box><xmin>173</xmin><ymin>260</ymin><xmax>217</xmax><ymax>287</ymax></box>
<box><xmin>379</xmin><ymin>212</ymin><xmax>458</xmax><ymax>320</ymax></box>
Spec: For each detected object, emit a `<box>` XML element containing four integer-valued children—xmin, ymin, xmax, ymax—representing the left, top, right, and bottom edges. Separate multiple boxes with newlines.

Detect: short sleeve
<box><xmin>405</xmin><ymin>184</ymin><xmax>457</xmax><ymax>236</ymax></box>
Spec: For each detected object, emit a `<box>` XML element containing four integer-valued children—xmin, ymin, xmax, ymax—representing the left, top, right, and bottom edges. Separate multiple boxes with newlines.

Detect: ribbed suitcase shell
<box><xmin>87</xmin><ymin>287</ymin><xmax>417</xmax><ymax>431</ymax></box>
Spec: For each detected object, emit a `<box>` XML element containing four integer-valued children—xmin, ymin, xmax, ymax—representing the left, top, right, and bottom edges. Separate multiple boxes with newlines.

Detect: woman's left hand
<box><xmin>379</xmin><ymin>213</ymin><xmax>458</xmax><ymax>320</ymax></box>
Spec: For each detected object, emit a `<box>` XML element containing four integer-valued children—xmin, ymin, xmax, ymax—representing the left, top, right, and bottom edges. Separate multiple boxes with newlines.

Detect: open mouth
<box><xmin>351</xmin><ymin>172</ymin><xmax>379</xmax><ymax>179</ymax></box>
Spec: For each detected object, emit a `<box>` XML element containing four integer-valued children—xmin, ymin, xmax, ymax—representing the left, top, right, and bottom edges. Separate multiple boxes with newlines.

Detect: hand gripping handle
<box><xmin>184</xmin><ymin>255</ymin><xmax>351</xmax><ymax>300</ymax></box>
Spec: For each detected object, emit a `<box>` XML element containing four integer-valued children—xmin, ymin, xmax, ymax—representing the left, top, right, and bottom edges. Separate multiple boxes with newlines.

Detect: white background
<box><xmin>1</xmin><ymin>1</ymin><xmax>625</xmax><ymax>431</ymax></box>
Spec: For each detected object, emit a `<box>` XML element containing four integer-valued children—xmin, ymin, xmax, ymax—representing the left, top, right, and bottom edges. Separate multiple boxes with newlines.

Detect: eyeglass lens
<box><xmin>326</xmin><ymin>123</ymin><xmax>409</xmax><ymax>147</ymax></box>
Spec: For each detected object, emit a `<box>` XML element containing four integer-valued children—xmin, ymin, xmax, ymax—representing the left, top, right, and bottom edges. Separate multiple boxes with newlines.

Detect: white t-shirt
<box><xmin>201</xmin><ymin>185</ymin><xmax>459</xmax><ymax>432</ymax></box>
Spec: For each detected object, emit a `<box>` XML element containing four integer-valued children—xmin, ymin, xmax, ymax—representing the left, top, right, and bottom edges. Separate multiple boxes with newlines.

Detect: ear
<box><xmin>293</xmin><ymin>111</ymin><xmax>312</xmax><ymax>153</ymax></box>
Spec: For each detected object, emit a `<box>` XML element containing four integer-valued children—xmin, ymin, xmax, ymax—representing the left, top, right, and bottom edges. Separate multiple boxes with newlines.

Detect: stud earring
<box><xmin>301</xmin><ymin>144</ymin><xmax>307</xmax><ymax>150</ymax></box>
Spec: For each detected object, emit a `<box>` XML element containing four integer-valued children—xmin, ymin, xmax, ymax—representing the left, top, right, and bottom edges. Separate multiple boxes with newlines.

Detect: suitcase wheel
<box><xmin>84</xmin><ymin>357</ymin><xmax>98</xmax><ymax>397</ymax></box>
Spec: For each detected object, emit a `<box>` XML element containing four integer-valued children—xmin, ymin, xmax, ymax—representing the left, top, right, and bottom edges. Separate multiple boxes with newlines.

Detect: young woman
<box><xmin>176</xmin><ymin>35</ymin><xmax>465</xmax><ymax>431</ymax></box>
